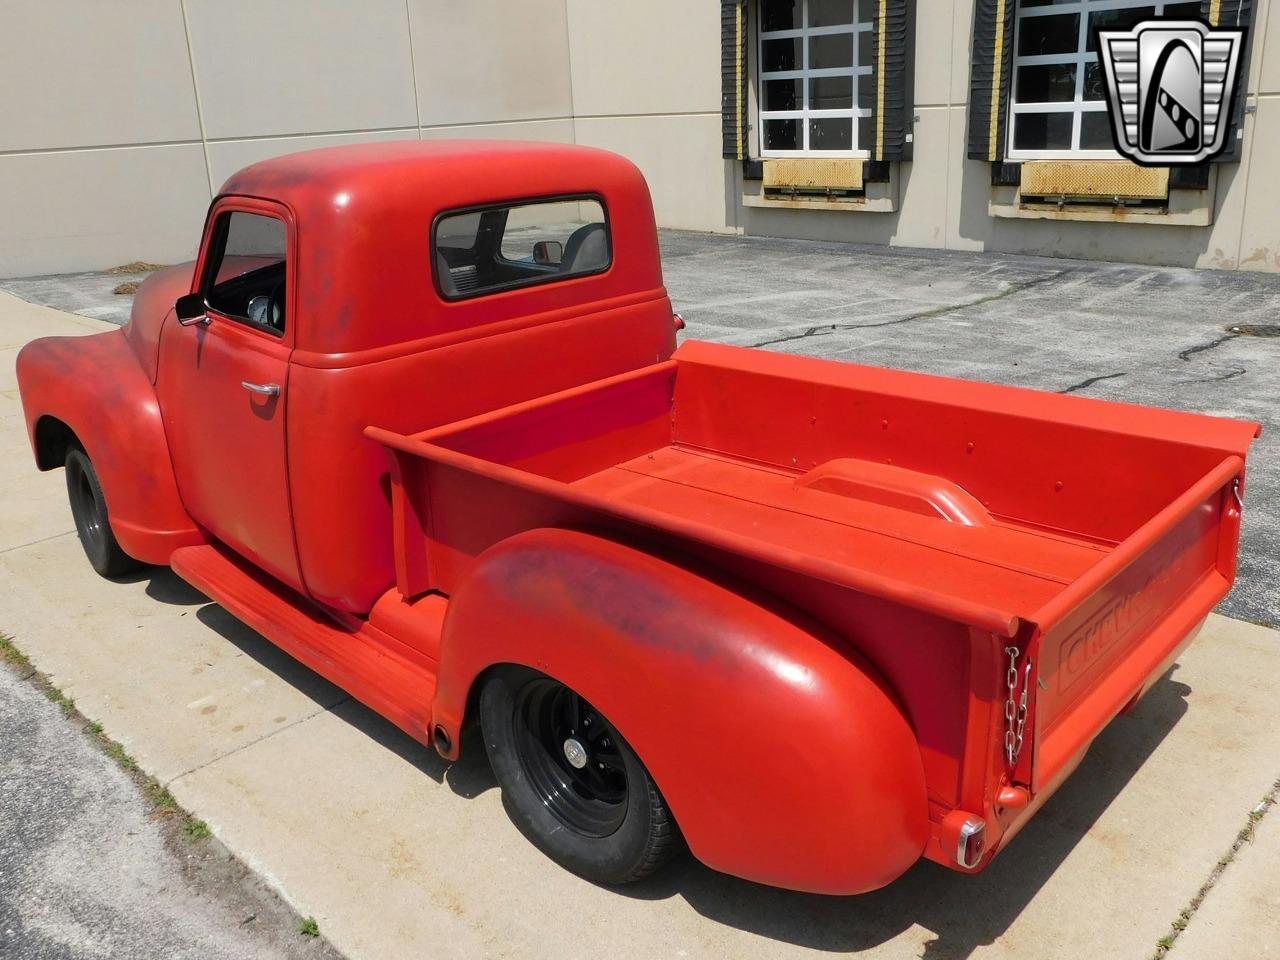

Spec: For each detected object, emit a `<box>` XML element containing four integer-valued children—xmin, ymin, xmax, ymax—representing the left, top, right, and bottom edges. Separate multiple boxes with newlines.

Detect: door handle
<box><xmin>241</xmin><ymin>381</ymin><xmax>280</xmax><ymax>397</ymax></box>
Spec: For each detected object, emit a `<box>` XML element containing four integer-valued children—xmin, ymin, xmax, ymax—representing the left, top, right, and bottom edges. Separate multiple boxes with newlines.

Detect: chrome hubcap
<box><xmin>562</xmin><ymin>737</ymin><xmax>588</xmax><ymax>769</ymax></box>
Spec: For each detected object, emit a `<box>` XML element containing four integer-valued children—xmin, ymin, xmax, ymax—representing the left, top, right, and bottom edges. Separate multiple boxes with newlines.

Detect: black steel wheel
<box><xmin>479</xmin><ymin>665</ymin><xmax>680</xmax><ymax>884</ymax></box>
<box><xmin>64</xmin><ymin>444</ymin><xmax>141</xmax><ymax>578</ymax></box>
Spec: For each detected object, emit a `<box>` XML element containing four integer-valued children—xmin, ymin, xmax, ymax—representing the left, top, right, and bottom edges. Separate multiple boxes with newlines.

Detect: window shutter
<box><xmin>966</xmin><ymin>0</ymin><xmax>1016</xmax><ymax>160</ymax></box>
<box><xmin>1204</xmin><ymin>0</ymin><xmax>1253</xmax><ymax>162</ymax></box>
<box><xmin>722</xmin><ymin>0</ymin><xmax>749</xmax><ymax>160</ymax></box>
<box><xmin>869</xmin><ymin>0</ymin><xmax>916</xmax><ymax>161</ymax></box>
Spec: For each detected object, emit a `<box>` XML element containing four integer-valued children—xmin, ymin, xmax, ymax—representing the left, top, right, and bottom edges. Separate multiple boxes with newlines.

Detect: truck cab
<box><xmin>143</xmin><ymin>141</ymin><xmax>676</xmax><ymax>611</ymax></box>
<box><xmin>17</xmin><ymin>141</ymin><xmax>1259</xmax><ymax>895</ymax></box>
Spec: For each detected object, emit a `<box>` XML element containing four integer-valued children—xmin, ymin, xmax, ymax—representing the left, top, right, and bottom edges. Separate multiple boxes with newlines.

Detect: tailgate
<box><xmin>1027</xmin><ymin>455</ymin><xmax>1244</xmax><ymax>792</ymax></box>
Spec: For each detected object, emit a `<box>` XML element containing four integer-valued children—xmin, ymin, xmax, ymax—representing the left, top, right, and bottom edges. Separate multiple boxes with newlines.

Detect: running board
<box><xmin>170</xmin><ymin>545</ymin><xmax>437</xmax><ymax>746</ymax></box>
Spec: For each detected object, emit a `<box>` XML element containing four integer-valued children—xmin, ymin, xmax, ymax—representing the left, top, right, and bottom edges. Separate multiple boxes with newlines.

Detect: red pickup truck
<box><xmin>17</xmin><ymin>141</ymin><xmax>1259</xmax><ymax>895</ymax></box>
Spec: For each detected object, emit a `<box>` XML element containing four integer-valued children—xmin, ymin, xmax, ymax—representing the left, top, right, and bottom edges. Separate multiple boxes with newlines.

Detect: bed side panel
<box><xmin>670</xmin><ymin>341</ymin><xmax>1258</xmax><ymax>545</ymax></box>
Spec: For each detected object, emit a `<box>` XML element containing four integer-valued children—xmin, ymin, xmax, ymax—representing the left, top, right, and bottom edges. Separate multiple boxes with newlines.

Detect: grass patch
<box><xmin>1151</xmin><ymin>778</ymin><xmax>1280</xmax><ymax>957</ymax></box>
<box><xmin>112</xmin><ymin>281</ymin><xmax>142</xmax><ymax>295</ymax></box>
<box><xmin>144</xmin><ymin>776</ymin><xmax>178</xmax><ymax>811</ymax></box>
<box><xmin>184</xmin><ymin>818</ymin><xmax>211</xmax><ymax>841</ymax></box>
<box><xmin>105</xmin><ymin>261</ymin><xmax>165</xmax><ymax>274</ymax></box>
<box><xmin>104</xmin><ymin>740</ymin><xmax>136</xmax><ymax>771</ymax></box>
<box><xmin>298</xmin><ymin>916</ymin><xmax>319</xmax><ymax>938</ymax></box>
<box><xmin>0</xmin><ymin>633</ymin><xmax>32</xmax><ymax>672</ymax></box>
<box><xmin>44</xmin><ymin>686</ymin><xmax>77</xmax><ymax>717</ymax></box>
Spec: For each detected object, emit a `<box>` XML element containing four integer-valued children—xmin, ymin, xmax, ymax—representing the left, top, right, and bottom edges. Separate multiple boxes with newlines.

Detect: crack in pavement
<box><xmin>1149</xmin><ymin>776</ymin><xmax>1280</xmax><ymax>959</ymax></box>
<box><xmin>165</xmin><ymin>695</ymin><xmax>354</xmax><ymax>786</ymax></box>
<box><xmin>746</xmin><ymin>270</ymin><xmax>1070</xmax><ymax>349</ymax></box>
<box><xmin>1178</xmin><ymin>331</ymin><xmax>1239</xmax><ymax>362</ymax></box>
<box><xmin>1175</xmin><ymin>331</ymin><xmax>1248</xmax><ymax>384</ymax></box>
<box><xmin>1058</xmin><ymin>371</ymin><xmax>1128</xmax><ymax>394</ymax></box>
<box><xmin>1184</xmin><ymin>365</ymin><xmax>1248</xmax><ymax>384</ymax></box>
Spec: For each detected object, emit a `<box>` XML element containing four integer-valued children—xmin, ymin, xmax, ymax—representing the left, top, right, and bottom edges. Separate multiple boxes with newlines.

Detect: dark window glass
<box><xmin>764</xmin><ymin>118</ymin><xmax>801</xmax><ymax>150</ymax></box>
<box><xmin>1083</xmin><ymin>60</ymin><xmax>1106</xmax><ymax>100</ymax></box>
<box><xmin>1087</xmin><ymin>7</ymin><xmax>1153</xmax><ymax>51</ymax></box>
<box><xmin>1013</xmin><ymin>111</ymin><xmax>1074</xmax><ymax>149</ymax></box>
<box><xmin>811</xmin><ymin>75</ymin><xmax>853</xmax><ymax>109</ymax></box>
<box><xmin>858</xmin><ymin>115</ymin><xmax>876</xmax><ymax>150</ymax></box>
<box><xmin>1020</xmin><ymin>0</ymin><xmax>1076</xmax><ymax>6</ymax></box>
<box><xmin>1018</xmin><ymin>14</ymin><xmax>1080</xmax><ymax>55</ymax></box>
<box><xmin>761</xmin><ymin>0</ymin><xmax>800</xmax><ymax>32</ymax></box>
<box><xmin>857</xmin><ymin>74</ymin><xmax>875</xmax><ymax>110</ymax></box>
<box><xmin>1016</xmin><ymin>63</ymin><xmax>1077</xmax><ymax>102</ymax></box>
<box><xmin>810</xmin><ymin>32</ymin><xmax>853</xmax><ymax>68</ymax></box>
<box><xmin>1163</xmin><ymin>1</ymin><xmax>1202</xmax><ymax>16</ymax></box>
<box><xmin>809</xmin><ymin>117</ymin><xmax>853</xmax><ymax>150</ymax></box>
<box><xmin>1079</xmin><ymin>111</ymin><xmax>1115</xmax><ymax>148</ymax></box>
<box><xmin>808</xmin><ymin>0</ymin><xmax>855</xmax><ymax>26</ymax></box>
<box><xmin>203</xmin><ymin>212</ymin><xmax>287</xmax><ymax>335</ymax></box>
<box><xmin>763</xmin><ymin>37</ymin><xmax>801</xmax><ymax>71</ymax></box>
<box><xmin>433</xmin><ymin>197</ymin><xmax>609</xmax><ymax>301</ymax></box>
<box><xmin>764</xmin><ymin>78</ymin><xmax>801</xmax><ymax>110</ymax></box>
<box><xmin>858</xmin><ymin>29</ymin><xmax>875</xmax><ymax>65</ymax></box>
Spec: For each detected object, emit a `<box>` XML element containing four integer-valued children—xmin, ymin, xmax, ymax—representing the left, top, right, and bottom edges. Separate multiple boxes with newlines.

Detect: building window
<box><xmin>758</xmin><ymin>0</ymin><xmax>875</xmax><ymax>157</ymax></box>
<box><xmin>1008</xmin><ymin>0</ymin><xmax>1202</xmax><ymax>158</ymax></box>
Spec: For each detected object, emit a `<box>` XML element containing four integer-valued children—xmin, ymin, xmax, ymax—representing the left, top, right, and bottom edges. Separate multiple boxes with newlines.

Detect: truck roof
<box><xmin>214</xmin><ymin>140</ymin><xmax>666</xmax><ymax>360</ymax></box>
<box><xmin>219</xmin><ymin>140</ymin><xmax>645</xmax><ymax>209</ymax></box>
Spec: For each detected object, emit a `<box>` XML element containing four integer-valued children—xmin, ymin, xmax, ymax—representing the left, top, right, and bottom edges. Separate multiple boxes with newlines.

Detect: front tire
<box><xmin>479</xmin><ymin>665</ymin><xmax>680</xmax><ymax>885</ymax></box>
<box><xmin>65</xmin><ymin>444</ymin><xmax>141</xmax><ymax>578</ymax></box>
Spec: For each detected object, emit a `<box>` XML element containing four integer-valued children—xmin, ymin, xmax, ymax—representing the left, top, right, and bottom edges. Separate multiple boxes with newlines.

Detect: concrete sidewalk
<box><xmin>2</xmin><ymin>262</ymin><xmax>1279</xmax><ymax>959</ymax></box>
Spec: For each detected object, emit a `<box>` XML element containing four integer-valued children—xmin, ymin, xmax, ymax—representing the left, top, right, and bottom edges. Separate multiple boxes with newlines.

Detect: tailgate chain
<box><xmin>1004</xmin><ymin>646</ymin><xmax>1032</xmax><ymax>767</ymax></box>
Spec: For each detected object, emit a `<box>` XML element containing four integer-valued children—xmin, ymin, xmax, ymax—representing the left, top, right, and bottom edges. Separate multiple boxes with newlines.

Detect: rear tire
<box><xmin>479</xmin><ymin>665</ymin><xmax>680</xmax><ymax>885</ymax></box>
<box><xmin>65</xmin><ymin>444</ymin><xmax>141</xmax><ymax>578</ymax></box>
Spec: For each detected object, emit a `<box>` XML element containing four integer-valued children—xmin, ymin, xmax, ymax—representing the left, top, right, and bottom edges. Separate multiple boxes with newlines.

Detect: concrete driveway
<box><xmin>2</xmin><ymin>235</ymin><xmax>1280</xmax><ymax>959</ymax></box>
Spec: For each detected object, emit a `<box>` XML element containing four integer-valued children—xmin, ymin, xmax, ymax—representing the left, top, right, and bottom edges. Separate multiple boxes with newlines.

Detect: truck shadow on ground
<box><xmin>137</xmin><ymin>569</ymin><xmax>498</xmax><ymax>798</ymax></box>
<box><xmin>135</xmin><ymin>566</ymin><xmax>1192</xmax><ymax>959</ymax></box>
<box><xmin>625</xmin><ymin>671</ymin><xmax>1193</xmax><ymax>959</ymax></box>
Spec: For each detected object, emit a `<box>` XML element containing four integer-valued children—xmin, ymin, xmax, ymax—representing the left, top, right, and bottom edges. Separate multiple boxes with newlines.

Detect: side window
<box><xmin>202</xmin><ymin>211</ymin><xmax>288</xmax><ymax>335</ymax></box>
<box><xmin>432</xmin><ymin>197</ymin><xmax>609</xmax><ymax>300</ymax></box>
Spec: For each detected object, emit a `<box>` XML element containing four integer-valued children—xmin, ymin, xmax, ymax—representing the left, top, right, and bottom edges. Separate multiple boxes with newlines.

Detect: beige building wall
<box><xmin>729</xmin><ymin>0</ymin><xmax>1279</xmax><ymax>272</ymax></box>
<box><xmin>0</xmin><ymin>0</ymin><xmax>1275</xmax><ymax>277</ymax></box>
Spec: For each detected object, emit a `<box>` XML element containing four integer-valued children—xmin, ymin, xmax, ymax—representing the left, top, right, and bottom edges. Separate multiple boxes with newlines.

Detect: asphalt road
<box><xmin>0</xmin><ymin>662</ymin><xmax>341</xmax><ymax>960</ymax></box>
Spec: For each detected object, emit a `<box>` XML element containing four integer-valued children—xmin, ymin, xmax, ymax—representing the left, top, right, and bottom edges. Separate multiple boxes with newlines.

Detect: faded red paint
<box><xmin>15</xmin><ymin>141</ymin><xmax>1261</xmax><ymax>895</ymax></box>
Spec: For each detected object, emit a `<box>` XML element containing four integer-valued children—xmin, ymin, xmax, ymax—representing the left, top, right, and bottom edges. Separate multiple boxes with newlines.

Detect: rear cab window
<box><xmin>432</xmin><ymin>197</ymin><xmax>610</xmax><ymax>300</ymax></box>
<box><xmin>201</xmin><ymin>211</ymin><xmax>288</xmax><ymax>336</ymax></box>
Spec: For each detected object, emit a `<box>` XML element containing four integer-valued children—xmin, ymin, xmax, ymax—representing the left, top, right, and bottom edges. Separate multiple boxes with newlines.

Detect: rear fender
<box><xmin>17</xmin><ymin>330</ymin><xmax>202</xmax><ymax>563</ymax></box>
<box><xmin>431</xmin><ymin>527</ymin><xmax>929</xmax><ymax>895</ymax></box>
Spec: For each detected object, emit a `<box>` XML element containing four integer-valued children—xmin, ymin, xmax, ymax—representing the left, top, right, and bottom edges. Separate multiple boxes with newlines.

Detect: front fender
<box><xmin>432</xmin><ymin>528</ymin><xmax>928</xmax><ymax>895</ymax></box>
<box><xmin>16</xmin><ymin>330</ymin><xmax>201</xmax><ymax>563</ymax></box>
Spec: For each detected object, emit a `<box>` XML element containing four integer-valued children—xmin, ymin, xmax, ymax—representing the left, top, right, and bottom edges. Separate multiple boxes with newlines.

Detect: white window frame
<box><xmin>758</xmin><ymin>0</ymin><xmax>874</xmax><ymax>158</ymax></box>
<box><xmin>1007</xmin><ymin>0</ymin><xmax>1192</xmax><ymax>160</ymax></box>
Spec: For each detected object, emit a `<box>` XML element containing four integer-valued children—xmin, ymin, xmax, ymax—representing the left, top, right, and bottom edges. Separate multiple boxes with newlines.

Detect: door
<box><xmin>158</xmin><ymin>201</ymin><xmax>302</xmax><ymax>590</ymax></box>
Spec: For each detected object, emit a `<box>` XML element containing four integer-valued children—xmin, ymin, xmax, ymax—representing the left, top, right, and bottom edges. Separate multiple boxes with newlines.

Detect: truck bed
<box><xmin>370</xmin><ymin>340</ymin><xmax>1252</xmax><ymax>631</ymax></box>
<box><xmin>369</xmin><ymin>340</ymin><xmax>1256</xmax><ymax>791</ymax></box>
<box><xmin>572</xmin><ymin>442</ymin><xmax>1110</xmax><ymax>625</ymax></box>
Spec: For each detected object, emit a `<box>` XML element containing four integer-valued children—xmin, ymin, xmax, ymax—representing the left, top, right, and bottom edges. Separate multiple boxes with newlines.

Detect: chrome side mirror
<box><xmin>175</xmin><ymin>292</ymin><xmax>209</xmax><ymax>326</ymax></box>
